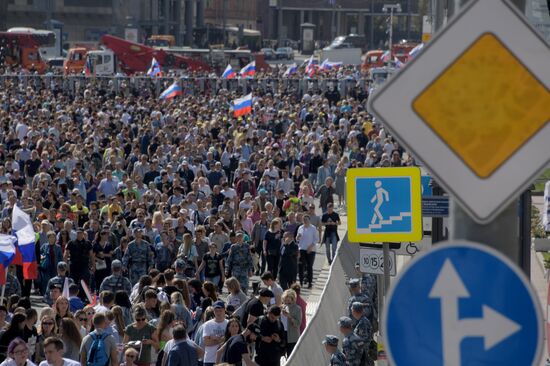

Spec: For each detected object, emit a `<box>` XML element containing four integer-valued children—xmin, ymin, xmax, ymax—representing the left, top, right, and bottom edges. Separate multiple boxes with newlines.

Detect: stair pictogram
<box><xmin>365</xmin><ymin>212</ymin><xmax>412</xmax><ymax>232</ymax></box>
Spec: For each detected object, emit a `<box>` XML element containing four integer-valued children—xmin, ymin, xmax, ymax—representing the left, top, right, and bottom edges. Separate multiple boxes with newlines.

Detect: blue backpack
<box><xmin>87</xmin><ymin>332</ymin><xmax>110</xmax><ymax>366</ymax></box>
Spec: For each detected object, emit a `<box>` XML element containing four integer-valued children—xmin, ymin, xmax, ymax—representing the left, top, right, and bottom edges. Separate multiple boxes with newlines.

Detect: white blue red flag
<box><xmin>320</xmin><ymin>59</ymin><xmax>343</xmax><ymax>71</ymax></box>
<box><xmin>159</xmin><ymin>82</ymin><xmax>183</xmax><ymax>100</ymax></box>
<box><xmin>147</xmin><ymin>57</ymin><xmax>163</xmax><ymax>77</ymax></box>
<box><xmin>240</xmin><ymin>61</ymin><xmax>256</xmax><ymax>78</ymax></box>
<box><xmin>84</xmin><ymin>57</ymin><xmax>93</xmax><ymax>76</ymax></box>
<box><xmin>12</xmin><ymin>205</ymin><xmax>37</xmax><ymax>280</ymax></box>
<box><xmin>221</xmin><ymin>64</ymin><xmax>237</xmax><ymax>79</ymax></box>
<box><xmin>233</xmin><ymin>93</ymin><xmax>253</xmax><ymax>117</ymax></box>
<box><xmin>305</xmin><ymin>55</ymin><xmax>316</xmax><ymax>77</ymax></box>
<box><xmin>394</xmin><ymin>57</ymin><xmax>405</xmax><ymax>69</ymax></box>
<box><xmin>408</xmin><ymin>43</ymin><xmax>424</xmax><ymax>59</ymax></box>
<box><xmin>381</xmin><ymin>50</ymin><xmax>391</xmax><ymax>62</ymax></box>
<box><xmin>283</xmin><ymin>63</ymin><xmax>297</xmax><ymax>77</ymax></box>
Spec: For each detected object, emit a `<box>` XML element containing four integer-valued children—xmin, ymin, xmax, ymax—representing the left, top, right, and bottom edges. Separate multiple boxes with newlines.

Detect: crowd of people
<box><xmin>0</xmin><ymin>62</ymin><xmax>411</xmax><ymax>365</ymax></box>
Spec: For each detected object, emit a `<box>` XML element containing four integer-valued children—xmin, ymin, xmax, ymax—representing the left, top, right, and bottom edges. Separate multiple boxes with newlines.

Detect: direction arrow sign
<box><xmin>384</xmin><ymin>241</ymin><xmax>543</xmax><ymax>366</ymax></box>
<box><xmin>369</xmin><ymin>0</ymin><xmax>550</xmax><ymax>223</ymax></box>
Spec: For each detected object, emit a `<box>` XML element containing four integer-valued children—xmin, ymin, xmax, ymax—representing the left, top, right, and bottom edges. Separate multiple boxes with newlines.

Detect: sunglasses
<box><xmin>79</xmin><ymin>318</ymin><xmax>87</xmax><ymax>322</ymax></box>
<box><xmin>86</xmin><ymin>312</ymin><xmax>95</xmax><ymax>316</ymax></box>
<box><xmin>136</xmin><ymin>318</ymin><xmax>146</xmax><ymax>322</ymax></box>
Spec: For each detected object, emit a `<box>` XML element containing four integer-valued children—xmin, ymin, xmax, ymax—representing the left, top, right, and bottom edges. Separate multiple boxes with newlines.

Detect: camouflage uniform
<box><xmin>342</xmin><ymin>332</ymin><xmax>365</xmax><ymax>366</ymax></box>
<box><xmin>361</xmin><ymin>273</ymin><xmax>377</xmax><ymax>315</ymax></box>
<box><xmin>329</xmin><ymin>350</ymin><xmax>347</xmax><ymax>366</ymax></box>
<box><xmin>99</xmin><ymin>273</ymin><xmax>132</xmax><ymax>294</ymax></box>
<box><xmin>225</xmin><ymin>243</ymin><xmax>253</xmax><ymax>293</ymax></box>
<box><xmin>354</xmin><ymin>315</ymin><xmax>373</xmax><ymax>342</ymax></box>
<box><xmin>347</xmin><ymin>293</ymin><xmax>371</xmax><ymax>319</ymax></box>
<box><xmin>5</xmin><ymin>274</ymin><xmax>21</xmax><ymax>297</ymax></box>
<box><xmin>122</xmin><ymin>240</ymin><xmax>153</xmax><ymax>285</ymax></box>
<box><xmin>44</xmin><ymin>275</ymin><xmax>74</xmax><ymax>305</ymax></box>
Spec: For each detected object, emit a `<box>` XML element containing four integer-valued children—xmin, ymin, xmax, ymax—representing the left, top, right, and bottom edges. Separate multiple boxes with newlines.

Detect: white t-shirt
<box><xmin>39</xmin><ymin>358</ymin><xmax>80</xmax><ymax>366</ymax></box>
<box><xmin>202</xmin><ymin>318</ymin><xmax>229</xmax><ymax>363</ymax></box>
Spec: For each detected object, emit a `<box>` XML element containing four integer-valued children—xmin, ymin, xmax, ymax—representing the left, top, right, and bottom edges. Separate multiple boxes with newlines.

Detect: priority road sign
<box><xmin>346</xmin><ymin>167</ymin><xmax>422</xmax><ymax>243</ymax></box>
<box><xmin>369</xmin><ymin>0</ymin><xmax>550</xmax><ymax>224</ymax></box>
<box><xmin>384</xmin><ymin>241</ymin><xmax>543</xmax><ymax>366</ymax></box>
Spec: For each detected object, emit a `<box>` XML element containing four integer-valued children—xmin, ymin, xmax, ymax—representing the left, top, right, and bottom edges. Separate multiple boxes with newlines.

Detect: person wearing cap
<box><xmin>338</xmin><ymin>316</ymin><xmax>366</xmax><ymax>366</ymax></box>
<box><xmin>202</xmin><ymin>300</ymin><xmax>228</xmax><ymax>366</ymax></box>
<box><xmin>225</xmin><ymin>231</ymin><xmax>254</xmax><ymax>294</ymax></box>
<box><xmin>39</xmin><ymin>230</ymin><xmax>63</xmax><ymax>295</ymax></box>
<box><xmin>99</xmin><ymin>259</ymin><xmax>132</xmax><ymax>295</ymax></box>
<box><xmin>122</xmin><ymin>229</ymin><xmax>154</xmax><ymax>285</ymax></box>
<box><xmin>43</xmin><ymin>262</ymin><xmax>74</xmax><ymax>306</ymax></box>
<box><xmin>255</xmin><ymin>305</ymin><xmax>284</xmax><ymax>366</ymax></box>
<box><xmin>351</xmin><ymin>302</ymin><xmax>373</xmax><ymax>344</ymax></box>
<box><xmin>347</xmin><ymin>278</ymin><xmax>372</xmax><ymax>321</ymax></box>
<box><xmin>322</xmin><ymin>335</ymin><xmax>346</xmax><ymax>366</ymax></box>
<box><xmin>217</xmin><ymin>322</ymin><xmax>260</xmax><ymax>365</ymax></box>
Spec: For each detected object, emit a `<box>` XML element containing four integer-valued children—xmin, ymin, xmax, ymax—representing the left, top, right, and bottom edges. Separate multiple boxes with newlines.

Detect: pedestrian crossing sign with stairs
<box><xmin>346</xmin><ymin>167</ymin><xmax>422</xmax><ymax>243</ymax></box>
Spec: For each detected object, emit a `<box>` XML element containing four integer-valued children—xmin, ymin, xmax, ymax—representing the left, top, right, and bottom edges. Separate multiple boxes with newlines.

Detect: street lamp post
<box><xmin>382</xmin><ymin>3</ymin><xmax>402</xmax><ymax>60</ymax></box>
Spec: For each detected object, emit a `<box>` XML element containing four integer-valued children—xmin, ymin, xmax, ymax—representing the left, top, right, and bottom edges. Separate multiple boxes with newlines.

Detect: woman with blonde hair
<box><xmin>111</xmin><ymin>306</ymin><xmax>126</xmax><ymax>340</ymax></box>
<box><xmin>172</xmin><ymin>279</ymin><xmax>191</xmax><ymax>309</ymax></box>
<box><xmin>281</xmin><ymin>289</ymin><xmax>302</xmax><ymax>357</ymax></box>
<box><xmin>224</xmin><ymin>277</ymin><xmax>248</xmax><ymax>309</ymax></box>
<box><xmin>153</xmin><ymin>310</ymin><xmax>176</xmax><ymax>365</ymax></box>
<box><xmin>58</xmin><ymin>318</ymin><xmax>82</xmax><ymax>361</ymax></box>
<box><xmin>34</xmin><ymin>314</ymin><xmax>56</xmax><ymax>364</ymax></box>
<box><xmin>170</xmin><ymin>292</ymin><xmax>192</xmax><ymax>330</ymax></box>
<box><xmin>177</xmin><ymin>233</ymin><xmax>198</xmax><ymax>277</ymax></box>
<box><xmin>53</xmin><ymin>296</ymin><xmax>73</xmax><ymax>328</ymax></box>
<box><xmin>152</xmin><ymin>211</ymin><xmax>164</xmax><ymax>231</ymax></box>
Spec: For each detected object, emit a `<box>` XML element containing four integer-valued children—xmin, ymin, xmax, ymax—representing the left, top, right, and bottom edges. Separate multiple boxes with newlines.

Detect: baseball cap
<box><xmin>213</xmin><ymin>300</ymin><xmax>225</xmax><ymax>309</ymax></box>
<box><xmin>349</xmin><ymin>278</ymin><xmax>360</xmax><ymax>288</ymax></box>
<box><xmin>338</xmin><ymin>316</ymin><xmax>353</xmax><ymax>328</ymax></box>
<box><xmin>246</xmin><ymin>323</ymin><xmax>261</xmax><ymax>336</ymax></box>
<box><xmin>244</xmin><ymin>192</ymin><xmax>252</xmax><ymax>198</ymax></box>
<box><xmin>351</xmin><ymin>302</ymin><xmax>365</xmax><ymax>312</ymax></box>
<box><xmin>322</xmin><ymin>335</ymin><xmax>339</xmax><ymax>346</ymax></box>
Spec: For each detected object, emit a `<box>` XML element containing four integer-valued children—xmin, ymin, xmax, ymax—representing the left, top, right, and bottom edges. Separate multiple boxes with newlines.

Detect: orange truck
<box><xmin>0</xmin><ymin>28</ymin><xmax>55</xmax><ymax>73</ymax></box>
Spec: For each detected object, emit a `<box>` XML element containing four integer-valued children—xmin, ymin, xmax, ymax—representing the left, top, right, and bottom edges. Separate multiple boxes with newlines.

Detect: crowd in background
<box><xmin>0</xmin><ymin>64</ymin><xmax>411</xmax><ymax>365</ymax></box>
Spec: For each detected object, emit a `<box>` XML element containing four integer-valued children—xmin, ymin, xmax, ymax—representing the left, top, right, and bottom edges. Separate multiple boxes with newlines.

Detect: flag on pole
<box><xmin>393</xmin><ymin>57</ymin><xmax>405</xmax><ymax>69</ymax></box>
<box><xmin>84</xmin><ymin>57</ymin><xmax>93</xmax><ymax>76</ymax></box>
<box><xmin>233</xmin><ymin>93</ymin><xmax>253</xmax><ymax>117</ymax></box>
<box><xmin>283</xmin><ymin>63</ymin><xmax>297</xmax><ymax>77</ymax></box>
<box><xmin>11</xmin><ymin>205</ymin><xmax>37</xmax><ymax>280</ymax></box>
<box><xmin>380</xmin><ymin>50</ymin><xmax>391</xmax><ymax>62</ymax></box>
<box><xmin>240</xmin><ymin>61</ymin><xmax>256</xmax><ymax>78</ymax></box>
<box><xmin>408</xmin><ymin>43</ymin><xmax>424</xmax><ymax>59</ymax></box>
<box><xmin>62</xmin><ymin>276</ymin><xmax>70</xmax><ymax>299</ymax></box>
<box><xmin>147</xmin><ymin>57</ymin><xmax>163</xmax><ymax>77</ymax></box>
<box><xmin>305</xmin><ymin>55</ymin><xmax>316</xmax><ymax>77</ymax></box>
<box><xmin>81</xmin><ymin>280</ymin><xmax>97</xmax><ymax>306</ymax></box>
<box><xmin>159</xmin><ymin>82</ymin><xmax>183</xmax><ymax>100</ymax></box>
<box><xmin>320</xmin><ymin>59</ymin><xmax>343</xmax><ymax>71</ymax></box>
<box><xmin>0</xmin><ymin>234</ymin><xmax>16</xmax><ymax>268</ymax></box>
<box><xmin>221</xmin><ymin>64</ymin><xmax>237</xmax><ymax>79</ymax></box>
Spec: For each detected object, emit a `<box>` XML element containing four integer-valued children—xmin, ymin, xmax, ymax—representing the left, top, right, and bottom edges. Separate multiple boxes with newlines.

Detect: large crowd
<box><xmin>0</xmin><ymin>63</ymin><xmax>410</xmax><ymax>366</ymax></box>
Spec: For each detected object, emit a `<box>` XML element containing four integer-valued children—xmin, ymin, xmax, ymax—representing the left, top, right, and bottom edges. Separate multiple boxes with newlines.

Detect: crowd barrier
<box><xmin>285</xmin><ymin>233</ymin><xmax>361</xmax><ymax>364</ymax></box>
<box><xmin>0</xmin><ymin>75</ymin><xmax>370</xmax><ymax>98</ymax></box>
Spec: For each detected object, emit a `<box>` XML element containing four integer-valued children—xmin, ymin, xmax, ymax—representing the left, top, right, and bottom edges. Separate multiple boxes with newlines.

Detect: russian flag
<box><xmin>408</xmin><ymin>43</ymin><xmax>424</xmax><ymax>59</ymax></box>
<box><xmin>320</xmin><ymin>59</ymin><xmax>343</xmax><ymax>71</ymax></box>
<box><xmin>240</xmin><ymin>61</ymin><xmax>256</xmax><ymax>78</ymax></box>
<box><xmin>233</xmin><ymin>93</ymin><xmax>253</xmax><ymax>117</ymax></box>
<box><xmin>305</xmin><ymin>55</ymin><xmax>316</xmax><ymax>77</ymax></box>
<box><xmin>159</xmin><ymin>82</ymin><xmax>183</xmax><ymax>100</ymax></box>
<box><xmin>84</xmin><ymin>57</ymin><xmax>93</xmax><ymax>76</ymax></box>
<box><xmin>147</xmin><ymin>57</ymin><xmax>163</xmax><ymax>77</ymax></box>
<box><xmin>394</xmin><ymin>57</ymin><xmax>405</xmax><ymax>69</ymax></box>
<box><xmin>221</xmin><ymin>64</ymin><xmax>236</xmax><ymax>79</ymax></box>
<box><xmin>381</xmin><ymin>50</ymin><xmax>391</xmax><ymax>62</ymax></box>
<box><xmin>12</xmin><ymin>205</ymin><xmax>37</xmax><ymax>280</ymax></box>
<box><xmin>284</xmin><ymin>63</ymin><xmax>297</xmax><ymax>77</ymax></box>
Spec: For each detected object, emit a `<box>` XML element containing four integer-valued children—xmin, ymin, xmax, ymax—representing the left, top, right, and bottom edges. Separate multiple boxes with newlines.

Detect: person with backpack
<box><xmin>79</xmin><ymin>313</ymin><xmax>119</xmax><ymax>366</ymax></box>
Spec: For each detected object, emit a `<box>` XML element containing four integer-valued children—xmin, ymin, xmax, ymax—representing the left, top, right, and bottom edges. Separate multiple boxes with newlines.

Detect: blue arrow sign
<box><xmin>384</xmin><ymin>241</ymin><xmax>543</xmax><ymax>366</ymax></box>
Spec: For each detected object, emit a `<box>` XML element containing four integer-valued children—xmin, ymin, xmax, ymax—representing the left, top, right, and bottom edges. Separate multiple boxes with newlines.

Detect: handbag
<box><xmin>95</xmin><ymin>258</ymin><xmax>107</xmax><ymax>270</ymax></box>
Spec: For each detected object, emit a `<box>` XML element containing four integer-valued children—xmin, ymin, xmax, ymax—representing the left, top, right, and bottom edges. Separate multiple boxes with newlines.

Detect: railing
<box><xmin>0</xmin><ymin>75</ymin><xmax>370</xmax><ymax>98</ymax></box>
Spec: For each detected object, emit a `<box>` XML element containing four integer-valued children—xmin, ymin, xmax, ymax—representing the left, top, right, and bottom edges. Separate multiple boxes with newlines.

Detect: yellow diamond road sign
<box><xmin>369</xmin><ymin>0</ymin><xmax>550</xmax><ymax>223</ymax></box>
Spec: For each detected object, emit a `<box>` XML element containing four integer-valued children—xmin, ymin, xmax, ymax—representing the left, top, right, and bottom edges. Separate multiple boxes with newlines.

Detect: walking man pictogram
<box><xmin>370</xmin><ymin>180</ymin><xmax>389</xmax><ymax>224</ymax></box>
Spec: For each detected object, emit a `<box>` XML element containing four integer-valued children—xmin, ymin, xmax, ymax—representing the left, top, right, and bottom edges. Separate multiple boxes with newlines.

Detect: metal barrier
<box><xmin>285</xmin><ymin>233</ymin><xmax>361</xmax><ymax>365</ymax></box>
<box><xmin>0</xmin><ymin>75</ymin><xmax>369</xmax><ymax>98</ymax></box>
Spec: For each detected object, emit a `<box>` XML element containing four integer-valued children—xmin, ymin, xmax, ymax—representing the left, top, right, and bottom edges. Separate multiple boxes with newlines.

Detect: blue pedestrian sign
<box><xmin>384</xmin><ymin>241</ymin><xmax>543</xmax><ymax>366</ymax></box>
<box><xmin>346</xmin><ymin>167</ymin><xmax>422</xmax><ymax>242</ymax></box>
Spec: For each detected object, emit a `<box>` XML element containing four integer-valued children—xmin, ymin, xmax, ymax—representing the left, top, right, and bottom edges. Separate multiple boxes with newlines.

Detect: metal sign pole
<box><xmin>383</xmin><ymin>242</ymin><xmax>391</xmax><ymax>294</ymax></box>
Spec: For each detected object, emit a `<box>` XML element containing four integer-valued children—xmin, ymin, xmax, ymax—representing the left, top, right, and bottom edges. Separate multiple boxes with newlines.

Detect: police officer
<box><xmin>355</xmin><ymin>262</ymin><xmax>377</xmax><ymax>312</ymax></box>
<box><xmin>122</xmin><ymin>229</ymin><xmax>154</xmax><ymax>285</ymax></box>
<box><xmin>225</xmin><ymin>231</ymin><xmax>253</xmax><ymax>294</ymax></box>
<box><xmin>44</xmin><ymin>261</ymin><xmax>74</xmax><ymax>305</ymax></box>
<box><xmin>351</xmin><ymin>302</ymin><xmax>373</xmax><ymax>343</ymax></box>
<box><xmin>99</xmin><ymin>260</ymin><xmax>132</xmax><ymax>294</ymax></box>
<box><xmin>322</xmin><ymin>335</ymin><xmax>346</xmax><ymax>366</ymax></box>
<box><xmin>338</xmin><ymin>316</ymin><xmax>366</xmax><ymax>366</ymax></box>
<box><xmin>347</xmin><ymin>279</ymin><xmax>371</xmax><ymax>320</ymax></box>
